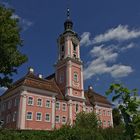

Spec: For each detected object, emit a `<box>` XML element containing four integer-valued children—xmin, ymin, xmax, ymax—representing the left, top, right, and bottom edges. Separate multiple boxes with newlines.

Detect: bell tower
<box><xmin>55</xmin><ymin>8</ymin><xmax>85</xmax><ymax>100</ymax></box>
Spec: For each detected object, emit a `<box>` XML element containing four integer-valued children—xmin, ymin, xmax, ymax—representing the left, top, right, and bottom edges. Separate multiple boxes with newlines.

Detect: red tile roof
<box><xmin>2</xmin><ymin>72</ymin><xmax>63</xmax><ymax>98</ymax></box>
<box><xmin>84</xmin><ymin>90</ymin><xmax>112</xmax><ymax>107</ymax></box>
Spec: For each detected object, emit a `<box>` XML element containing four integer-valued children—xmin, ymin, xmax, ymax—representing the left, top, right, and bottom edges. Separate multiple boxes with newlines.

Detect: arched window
<box><xmin>76</xmin><ymin>104</ymin><xmax>79</xmax><ymax>112</ymax></box>
<box><xmin>72</xmin><ymin>42</ymin><xmax>77</xmax><ymax>51</ymax></box>
<box><xmin>61</xmin><ymin>45</ymin><xmax>64</xmax><ymax>52</ymax></box>
<box><xmin>74</xmin><ymin>72</ymin><xmax>78</xmax><ymax>82</ymax></box>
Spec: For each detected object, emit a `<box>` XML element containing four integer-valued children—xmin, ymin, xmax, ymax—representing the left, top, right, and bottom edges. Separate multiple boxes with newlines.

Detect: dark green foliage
<box><xmin>0</xmin><ymin>127</ymin><xmax>130</xmax><ymax>140</ymax></box>
<box><xmin>112</xmin><ymin>108</ymin><xmax>123</xmax><ymax>127</ymax></box>
<box><xmin>75</xmin><ymin>111</ymin><xmax>98</xmax><ymax>129</ymax></box>
<box><xmin>0</xmin><ymin>4</ymin><xmax>27</xmax><ymax>87</ymax></box>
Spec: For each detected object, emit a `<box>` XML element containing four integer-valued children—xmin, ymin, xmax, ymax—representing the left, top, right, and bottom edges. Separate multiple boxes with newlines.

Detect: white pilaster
<box><xmin>77</xmin><ymin>44</ymin><xmax>80</xmax><ymax>59</ymax></box>
<box><xmin>69</xmin><ymin>100</ymin><xmax>73</xmax><ymax>125</ymax></box>
<box><xmin>80</xmin><ymin>65</ymin><xmax>84</xmax><ymax>98</ymax></box>
<box><xmin>82</xmin><ymin>102</ymin><xmax>86</xmax><ymax>112</ymax></box>
<box><xmin>52</xmin><ymin>96</ymin><xmax>56</xmax><ymax>129</ymax></box>
<box><xmin>18</xmin><ymin>90</ymin><xmax>27</xmax><ymax>129</ymax></box>
<box><xmin>110</xmin><ymin>109</ymin><xmax>113</xmax><ymax>127</ymax></box>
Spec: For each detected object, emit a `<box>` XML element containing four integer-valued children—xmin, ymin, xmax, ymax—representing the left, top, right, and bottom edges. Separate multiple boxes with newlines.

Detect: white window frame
<box><xmin>99</xmin><ymin>109</ymin><xmax>102</xmax><ymax>115</ymax></box>
<box><xmin>56</xmin><ymin>102</ymin><xmax>60</xmax><ymax>110</ymax></box>
<box><xmin>62</xmin><ymin>103</ymin><xmax>66</xmax><ymax>111</ymax></box>
<box><xmin>45</xmin><ymin>113</ymin><xmax>50</xmax><ymax>122</ymax></box>
<box><xmin>103</xmin><ymin>120</ymin><xmax>106</xmax><ymax>126</ymax></box>
<box><xmin>74</xmin><ymin>72</ymin><xmax>78</xmax><ymax>82</ymax></box>
<box><xmin>55</xmin><ymin>115</ymin><xmax>60</xmax><ymax>123</ymax></box>
<box><xmin>26</xmin><ymin>112</ymin><xmax>33</xmax><ymax>120</ymax></box>
<box><xmin>36</xmin><ymin>112</ymin><xmax>42</xmax><ymax>121</ymax></box>
<box><xmin>46</xmin><ymin>100</ymin><xmax>51</xmax><ymax>108</ymax></box>
<box><xmin>62</xmin><ymin>116</ymin><xmax>67</xmax><ymax>124</ymax></box>
<box><xmin>108</xmin><ymin>111</ymin><xmax>111</xmax><ymax>116</ymax></box>
<box><xmin>90</xmin><ymin>107</ymin><xmax>93</xmax><ymax>112</ymax></box>
<box><xmin>108</xmin><ymin>120</ymin><xmax>111</xmax><ymax>126</ymax></box>
<box><xmin>13</xmin><ymin>111</ymin><xmax>17</xmax><ymax>122</ymax></box>
<box><xmin>37</xmin><ymin>98</ymin><xmax>42</xmax><ymax>107</ymax></box>
<box><xmin>103</xmin><ymin>110</ymin><xmax>106</xmax><ymax>116</ymax></box>
<box><xmin>28</xmin><ymin>97</ymin><xmax>34</xmax><ymax>105</ymax></box>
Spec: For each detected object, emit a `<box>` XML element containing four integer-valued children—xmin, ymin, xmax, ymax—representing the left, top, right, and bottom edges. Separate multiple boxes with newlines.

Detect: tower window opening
<box><xmin>73</xmin><ymin>54</ymin><xmax>76</xmax><ymax>59</ymax></box>
<box><xmin>76</xmin><ymin>104</ymin><xmax>79</xmax><ymax>112</ymax></box>
<box><xmin>73</xmin><ymin>42</ymin><xmax>77</xmax><ymax>51</ymax></box>
<box><xmin>61</xmin><ymin>55</ymin><xmax>64</xmax><ymax>59</ymax></box>
<box><xmin>61</xmin><ymin>45</ymin><xmax>64</xmax><ymax>52</ymax></box>
<box><xmin>74</xmin><ymin>72</ymin><xmax>78</xmax><ymax>82</ymax></box>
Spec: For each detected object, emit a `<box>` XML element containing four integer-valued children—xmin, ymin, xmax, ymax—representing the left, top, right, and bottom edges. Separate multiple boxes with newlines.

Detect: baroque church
<box><xmin>0</xmin><ymin>9</ymin><xmax>113</xmax><ymax>130</ymax></box>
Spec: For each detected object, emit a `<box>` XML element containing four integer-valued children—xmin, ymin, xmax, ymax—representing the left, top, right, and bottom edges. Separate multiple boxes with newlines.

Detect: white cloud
<box><xmin>11</xmin><ymin>14</ymin><xmax>33</xmax><ymax>31</ymax></box>
<box><xmin>120</xmin><ymin>43</ymin><xmax>136</xmax><ymax>51</ymax></box>
<box><xmin>80</xmin><ymin>32</ymin><xmax>91</xmax><ymax>46</ymax></box>
<box><xmin>81</xmin><ymin>25</ymin><xmax>140</xmax><ymax>46</ymax></box>
<box><xmin>21</xmin><ymin>19</ymin><xmax>33</xmax><ymax>31</ymax></box>
<box><xmin>84</xmin><ymin>45</ymin><xmax>133</xmax><ymax>80</ymax></box>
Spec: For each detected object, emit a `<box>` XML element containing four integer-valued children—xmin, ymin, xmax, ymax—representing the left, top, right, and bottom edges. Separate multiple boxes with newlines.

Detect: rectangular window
<box><xmin>28</xmin><ymin>97</ymin><xmax>33</xmax><ymax>105</ymax></box>
<box><xmin>103</xmin><ymin>120</ymin><xmax>106</xmax><ymax>126</ymax></box>
<box><xmin>37</xmin><ymin>98</ymin><xmax>42</xmax><ymax>107</ymax></box>
<box><xmin>14</xmin><ymin>98</ymin><xmax>19</xmax><ymax>106</ymax></box>
<box><xmin>36</xmin><ymin>112</ymin><xmax>42</xmax><ymax>121</ymax></box>
<box><xmin>103</xmin><ymin>110</ymin><xmax>106</xmax><ymax>116</ymax></box>
<box><xmin>62</xmin><ymin>103</ymin><xmax>66</xmax><ymax>111</ymax></box>
<box><xmin>46</xmin><ymin>100</ymin><xmax>51</xmax><ymax>108</ymax></box>
<box><xmin>56</xmin><ymin>102</ymin><xmax>60</xmax><ymax>110</ymax></box>
<box><xmin>26</xmin><ymin>112</ymin><xmax>33</xmax><ymax>120</ymax></box>
<box><xmin>45</xmin><ymin>114</ymin><xmax>50</xmax><ymax>122</ymax></box>
<box><xmin>108</xmin><ymin>111</ymin><xmax>111</xmax><ymax>116</ymax></box>
<box><xmin>98</xmin><ymin>120</ymin><xmax>102</xmax><ymax>126</ymax></box>
<box><xmin>74</xmin><ymin>72</ymin><xmax>78</xmax><ymax>82</ymax></box>
<box><xmin>61</xmin><ymin>45</ymin><xmax>64</xmax><ymax>52</ymax></box>
<box><xmin>2</xmin><ymin>103</ymin><xmax>6</xmax><ymax>111</ymax></box>
<box><xmin>60</xmin><ymin>73</ymin><xmax>64</xmax><ymax>83</ymax></box>
<box><xmin>76</xmin><ymin>104</ymin><xmax>79</xmax><ymax>112</ymax></box>
<box><xmin>55</xmin><ymin>116</ymin><xmax>60</xmax><ymax>123</ymax></box>
<box><xmin>108</xmin><ymin>121</ymin><xmax>111</xmax><ymax>126</ymax></box>
<box><xmin>90</xmin><ymin>107</ymin><xmax>93</xmax><ymax>112</ymax></box>
<box><xmin>8</xmin><ymin>100</ymin><xmax>12</xmax><ymax>109</ymax></box>
<box><xmin>62</xmin><ymin>116</ymin><xmax>66</xmax><ymax>124</ymax></box>
<box><xmin>13</xmin><ymin>111</ymin><xmax>17</xmax><ymax>122</ymax></box>
<box><xmin>99</xmin><ymin>109</ymin><xmax>102</xmax><ymax>115</ymax></box>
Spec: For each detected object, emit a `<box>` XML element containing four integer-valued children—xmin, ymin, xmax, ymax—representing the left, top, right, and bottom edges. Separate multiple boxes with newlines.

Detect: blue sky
<box><xmin>0</xmin><ymin>0</ymin><xmax>140</xmax><ymax>98</ymax></box>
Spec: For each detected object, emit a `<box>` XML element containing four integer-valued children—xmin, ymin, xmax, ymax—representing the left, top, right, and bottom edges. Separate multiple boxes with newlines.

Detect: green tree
<box><xmin>0</xmin><ymin>4</ymin><xmax>27</xmax><ymax>87</ymax></box>
<box><xmin>75</xmin><ymin>111</ymin><xmax>98</xmax><ymax>129</ymax></box>
<box><xmin>106</xmin><ymin>83</ymin><xmax>140</xmax><ymax>140</ymax></box>
<box><xmin>112</xmin><ymin>108</ymin><xmax>123</xmax><ymax>127</ymax></box>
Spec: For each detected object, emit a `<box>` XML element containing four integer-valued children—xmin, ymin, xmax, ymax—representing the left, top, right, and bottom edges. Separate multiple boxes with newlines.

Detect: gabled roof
<box><xmin>1</xmin><ymin>72</ymin><xmax>63</xmax><ymax>98</ymax></box>
<box><xmin>84</xmin><ymin>89</ymin><xmax>112</xmax><ymax>107</ymax></box>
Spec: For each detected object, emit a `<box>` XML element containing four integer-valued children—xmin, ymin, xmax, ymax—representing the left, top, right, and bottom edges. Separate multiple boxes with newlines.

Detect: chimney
<box><xmin>29</xmin><ymin>67</ymin><xmax>34</xmax><ymax>73</ymax></box>
<box><xmin>88</xmin><ymin>85</ymin><xmax>93</xmax><ymax>91</ymax></box>
<box><xmin>38</xmin><ymin>74</ymin><xmax>43</xmax><ymax>79</ymax></box>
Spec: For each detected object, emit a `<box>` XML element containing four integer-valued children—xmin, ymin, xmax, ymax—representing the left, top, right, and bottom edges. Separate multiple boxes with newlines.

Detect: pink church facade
<box><xmin>0</xmin><ymin>9</ymin><xmax>113</xmax><ymax>130</ymax></box>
